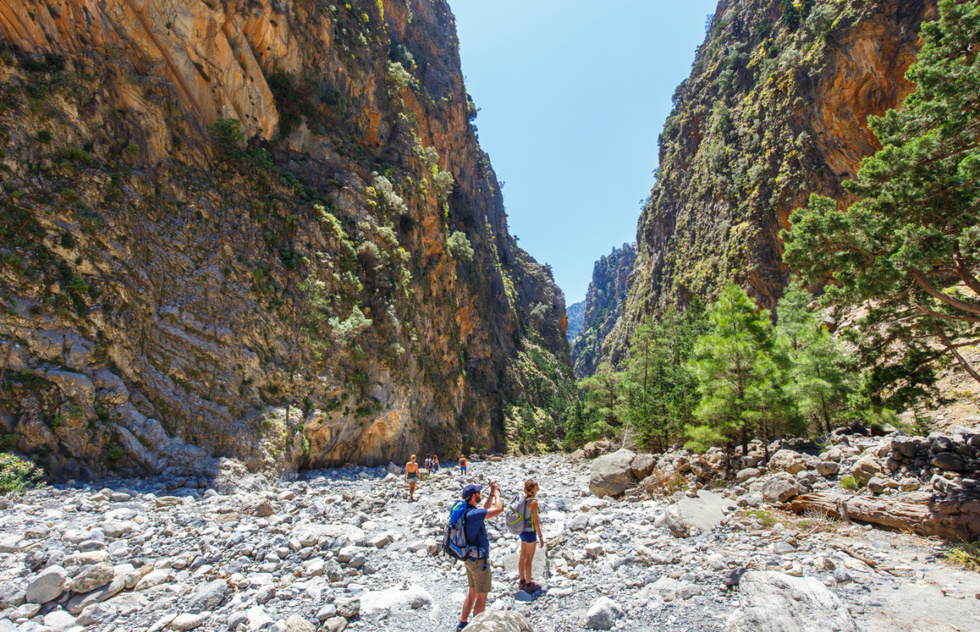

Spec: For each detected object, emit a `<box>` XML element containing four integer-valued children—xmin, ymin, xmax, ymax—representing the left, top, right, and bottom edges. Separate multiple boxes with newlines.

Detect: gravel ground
<box><xmin>0</xmin><ymin>454</ymin><xmax>977</xmax><ymax>632</ymax></box>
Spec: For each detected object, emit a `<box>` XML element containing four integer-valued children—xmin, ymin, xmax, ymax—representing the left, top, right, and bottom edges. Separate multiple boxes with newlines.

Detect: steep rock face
<box><xmin>0</xmin><ymin>0</ymin><xmax>572</xmax><ymax>480</ymax></box>
<box><xmin>602</xmin><ymin>0</ymin><xmax>934</xmax><ymax>366</ymax></box>
<box><xmin>571</xmin><ymin>243</ymin><xmax>636</xmax><ymax>378</ymax></box>
<box><xmin>565</xmin><ymin>300</ymin><xmax>585</xmax><ymax>343</ymax></box>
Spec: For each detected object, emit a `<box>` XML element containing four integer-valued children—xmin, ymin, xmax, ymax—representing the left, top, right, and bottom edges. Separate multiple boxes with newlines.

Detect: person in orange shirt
<box><xmin>459</xmin><ymin>455</ymin><xmax>468</xmax><ymax>477</ymax></box>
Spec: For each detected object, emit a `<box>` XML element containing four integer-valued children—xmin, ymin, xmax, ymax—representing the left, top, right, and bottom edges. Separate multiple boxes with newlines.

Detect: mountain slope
<box><xmin>571</xmin><ymin>243</ymin><xmax>636</xmax><ymax>378</ymax></box>
<box><xmin>602</xmin><ymin>0</ymin><xmax>935</xmax><ymax>367</ymax></box>
<box><xmin>0</xmin><ymin>0</ymin><xmax>573</xmax><ymax>479</ymax></box>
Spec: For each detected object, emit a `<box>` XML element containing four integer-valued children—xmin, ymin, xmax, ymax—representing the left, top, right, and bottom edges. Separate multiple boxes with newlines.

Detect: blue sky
<box><xmin>449</xmin><ymin>0</ymin><xmax>719</xmax><ymax>304</ymax></box>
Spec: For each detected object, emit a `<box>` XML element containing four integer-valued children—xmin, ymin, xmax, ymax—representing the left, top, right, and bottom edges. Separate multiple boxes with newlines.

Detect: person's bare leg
<box><xmin>473</xmin><ymin>592</ymin><xmax>488</xmax><ymax>617</ymax></box>
<box><xmin>519</xmin><ymin>542</ymin><xmax>531</xmax><ymax>584</ymax></box>
<box><xmin>461</xmin><ymin>587</ymin><xmax>477</xmax><ymax>623</ymax></box>
<box><xmin>409</xmin><ymin>481</ymin><xmax>416</xmax><ymax>500</ymax></box>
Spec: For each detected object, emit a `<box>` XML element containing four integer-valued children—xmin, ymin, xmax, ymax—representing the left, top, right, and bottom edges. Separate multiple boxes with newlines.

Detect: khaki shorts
<box><xmin>464</xmin><ymin>558</ymin><xmax>492</xmax><ymax>593</ymax></box>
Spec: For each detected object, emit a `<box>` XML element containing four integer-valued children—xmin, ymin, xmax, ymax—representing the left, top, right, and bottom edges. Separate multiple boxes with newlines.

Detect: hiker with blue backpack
<box><xmin>443</xmin><ymin>482</ymin><xmax>503</xmax><ymax>631</ymax></box>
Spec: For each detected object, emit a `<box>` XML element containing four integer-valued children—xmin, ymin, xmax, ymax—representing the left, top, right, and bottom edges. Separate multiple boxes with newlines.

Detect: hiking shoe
<box><xmin>456</xmin><ymin>622</ymin><xmax>468</xmax><ymax>631</ymax></box>
<box><xmin>525</xmin><ymin>581</ymin><xmax>542</xmax><ymax>593</ymax></box>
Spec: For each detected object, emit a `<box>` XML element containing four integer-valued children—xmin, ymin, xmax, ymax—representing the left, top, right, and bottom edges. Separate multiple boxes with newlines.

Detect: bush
<box><xmin>839</xmin><ymin>475</ymin><xmax>858</xmax><ymax>491</ymax></box>
<box><xmin>446</xmin><ymin>231</ymin><xmax>474</xmax><ymax>261</ymax></box>
<box><xmin>386</xmin><ymin>61</ymin><xmax>413</xmax><ymax>90</ymax></box>
<box><xmin>60</xmin><ymin>146</ymin><xmax>95</xmax><ymax>165</ymax></box>
<box><xmin>0</xmin><ymin>453</ymin><xmax>42</xmax><ymax>494</ymax></box>
<box><xmin>945</xmin><ymin>541</ymin><xmax>980</xmax><ymax>572</ymax></box>
<box><xmin>748</xmin><ymin>509</ymin><xmax>775</xmax><ymax>527</ymax></box>
<box><xmin>209</xmin><ymin>118</ymin><xmax>244</xmax><ymax>160</ymax></box>
<box><xmin>106</xmin><ymin>444</ymin><xmax>127</xmax><ymax>461</ymax></box>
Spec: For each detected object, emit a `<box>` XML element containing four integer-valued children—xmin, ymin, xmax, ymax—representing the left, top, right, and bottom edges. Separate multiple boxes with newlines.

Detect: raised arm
<box><xmin>485</xmin><ymin>482</ymin><xmax>504</xmax><ymax>518</ymax></box>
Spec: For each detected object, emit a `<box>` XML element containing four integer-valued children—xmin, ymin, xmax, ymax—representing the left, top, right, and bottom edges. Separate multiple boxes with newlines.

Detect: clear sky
<box><xmin>448</xmin><ymin>0</ymin><xmax>719</xmax><ymax>305</ymax></box>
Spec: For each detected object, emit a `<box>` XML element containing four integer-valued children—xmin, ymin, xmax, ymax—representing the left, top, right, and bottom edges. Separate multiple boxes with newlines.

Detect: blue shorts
<box><xmin>460</xmin><ymin>467</ymin><xmax>467</xmax><ymax>474</ymax></box>
<box><xmin>519</xmin><ymin>531</ymin><xmax>536</xmax><ymax>543</ymax></box>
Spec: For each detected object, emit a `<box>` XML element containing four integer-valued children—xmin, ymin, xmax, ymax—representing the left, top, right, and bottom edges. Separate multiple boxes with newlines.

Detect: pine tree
<box><xmin>621</xmin><ymin>302</ymin><xmax>707</xmax><ymax>451</ymax></box>
<box><xmin>688</xmin><ymin>284</ymin><xmax>778</xmax><ymax>456</ymax></box>
<box><xmin>776</xmin><ymin>282</ymin><xmax>854</xmax><ymax>435</ymax></box>
<box><xmin>783</xmin><ymin>0</ymin><xmax>980</xmax><ymax>391</ymax></box>
<box><xmin>578</xmin><ymin>369</ymin><xmax>624</xmax><ymax>441</ymax></box>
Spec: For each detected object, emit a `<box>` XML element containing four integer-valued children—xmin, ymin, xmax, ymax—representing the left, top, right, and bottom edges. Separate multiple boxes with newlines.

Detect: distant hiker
<box><xmin>425</xmin><ymin>455</ymin><xmax>433</xmax><ymax>470</ymax></box>
<box><xmin>457</xmin><ymin>482</ymin><xmax>503</xmax><ymax>630</ymax></box>
<box><xmin>459</xmin><ymin>455</ymin><xmax>468</xmax><ymax>477</ymax></box>
<box><xmin>433</xmin><ymin>455</ymin><xmax>441</xmax><ymax>472</ymax></box>
<box><xmin>405</xmin><ymin>454</ymin><xmax>420</xmax><ymax>502</ymax></box>
<box><xmin>517</xmin><ymin>479</ymin><xmax>544</xmax><ymax>593</ymax></box>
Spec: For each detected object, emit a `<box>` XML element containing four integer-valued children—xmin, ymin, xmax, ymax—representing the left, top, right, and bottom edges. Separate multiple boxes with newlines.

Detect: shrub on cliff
<box><xmin>0</xmin><ymin>453</ymin><xmax>42</xmax><ymax>494</ymax></box>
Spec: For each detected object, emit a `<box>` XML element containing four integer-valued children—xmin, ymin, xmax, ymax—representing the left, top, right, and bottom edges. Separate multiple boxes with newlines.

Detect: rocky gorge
<box><xmin>1</xmin><ymin>449</ymin><xmax>979</xmax><ymax>632</ymax></box>
<box><xmin>598</xmin><ymin>0</ymin><xmax>937</xmax><ymax>368</ymax></box>
<box><xmin>0</xmin><ymin>0</ymin><xmax>574</xmax><ymax>480</ymax></box>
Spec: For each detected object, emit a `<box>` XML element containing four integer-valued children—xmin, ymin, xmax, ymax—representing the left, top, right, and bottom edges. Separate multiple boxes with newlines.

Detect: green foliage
<box><xmin>574</xmin><ymin>281</ymin><xmax>869</xmax><ymax>454</ymax></box>
<box><xmin>386</xmin><ymin>61</ymin><xmax>414</xmax><ymax>91</ymax></box>
<box><xmin>783</xmin><ymin>0</ymin><xmax>980</xmax><ymax>394</ymax></box>
<box><xmin>60</xmin><ymin>146</ymin><xmax>95</xmax><ymax>166</ymax></box>
<box><xmin>945</xmin><ymin>540</ymin><xmax>980</xmax><ymax>572</ymax></box>
<box><xmin>209</xmin><ymin>118</ymin><xmax>245</xmax><ymax>160</ymax></box>
<box><xmin>329</xmin><ymin>307</ymin><xmax>373</xmax><ymax>346</ymax></box>
<box><xmin>688</xmin><ymin>284</ymin><xmax>781</xmax><ymax>456</ymax></box>
<box><xmin>839</xmin><ymin>475</ymin><xmax>858</xmax><ymax>491</ymax></box>
<box><xmin>106</xmin><ymin>444</ymin><xmax>127</xmax><ymax>461</ymax></box>
<box><xmin>621</xmin><ymin>302</ymin><xmax>707</xmax><ymax>451</ymax></box>
<box><xmin>776</xmin><ymin>281</ymin><xmax>856</xmax><ymax>434</ymax></box>
<box><xmin>577</xmin><ymin>370</ymin><xmax>624</xmax><ymax>442</ymax></box>
<box><xmin>0</xmin><ymin>453</ymin><xmax>42</xmax><ymax>494</ymax></box>
<box><xmin>747</xmin><ymin>509</ymin><xmax>775</xmax><ymax>527</ymax></box>
<box><xmin>446</xmin><ymin>231</ymin><xmax>474</xmax><ymax>262</ymax></box>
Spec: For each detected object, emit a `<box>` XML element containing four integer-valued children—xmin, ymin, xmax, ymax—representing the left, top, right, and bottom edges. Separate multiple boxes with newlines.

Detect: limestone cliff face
<box><xmin>602</xmin><ymin>0</ymin><xmax>935</xmax><ymax>367</ymax></box>
<box><xmin>0</xmin><ymin>0</ymin><xmax>573</xmax><ymax>480</ymax></box>
<box><xmin>571</xmin><ymin>243</ymin><xmax>636</xmax><ymax>378</ymax></box>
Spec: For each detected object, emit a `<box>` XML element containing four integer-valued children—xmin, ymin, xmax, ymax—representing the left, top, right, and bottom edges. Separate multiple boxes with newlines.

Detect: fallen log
<box><xmin>786</xmin><ymin>493</ymin><xmax>980</xmax><ymax>541</ymax></box>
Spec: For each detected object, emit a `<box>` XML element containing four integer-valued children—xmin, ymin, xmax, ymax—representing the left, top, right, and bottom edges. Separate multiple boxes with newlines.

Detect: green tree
<box><xmin>687</xmin><ymin>284</ymin><xmax>778</xmax><ymax>457</ymax></box>
<box><xmin>783</xmin><ymin>0</ymin><xmax>980</xmax><ymax>393</ymax></box>
<box><xmin>577</xmin><ymin>369</ymin><xmax>624</xmax><ymax>441</ymax></box>
<box><xmin>776</xmin><ymin>281</ymin><xmax>855</xmax><ymax>435</ymax></box>
<box><xmin>621</xmin><ymin>301</ymin><xmax>707</xmax><ymax>451</ymax></box>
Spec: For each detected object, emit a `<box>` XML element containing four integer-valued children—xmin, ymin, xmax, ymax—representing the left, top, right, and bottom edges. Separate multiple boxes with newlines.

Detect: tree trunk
<box><xmin>786</xmin><ymin>493</ymin><xmax>980</xmax><ymax>541</ymax></box>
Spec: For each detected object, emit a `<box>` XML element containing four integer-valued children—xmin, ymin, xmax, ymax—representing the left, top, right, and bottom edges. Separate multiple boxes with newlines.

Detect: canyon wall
<box><xmin>602</xmin><ymin>0</ymin><xmax>935</xmax><ymax>366</ymax></box>
<box><xmin>0</xmin><ymin>0</ymin><xmax>573</xmax><ymax>480</ymax></box>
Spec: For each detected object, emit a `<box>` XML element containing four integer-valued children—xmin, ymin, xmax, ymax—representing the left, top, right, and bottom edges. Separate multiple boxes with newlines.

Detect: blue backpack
<box><xmin>441</xmin><ymin>500</ymin><xmax>487</xmax><ymax>561</ymax></box>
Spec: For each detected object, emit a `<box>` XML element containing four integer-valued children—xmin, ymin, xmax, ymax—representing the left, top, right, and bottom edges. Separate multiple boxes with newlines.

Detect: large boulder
<box><xmin>815</xmin><ymin>461</ymin><xmax>839</xmax><ymax>477</ymax></box>
<box><xmin>768</xmin><ymin>450</ymin><xmax>808</xmax><ymax>475</ymax></box>
<box><xmin>664</xmin><ymin>491</ymin><xmax>735</xmax><ymax>538</ymax></box>
<box><xmin>726</xmin><ymin>571</ymin><xmax>859</xmax><ymax>632</ymax></box>
<box><xmin>589</xmin><ymin>449</ymin><xmax>637</xmax><ymax>498</ymax></box>
<box><xmin>761</xmin><ymin>473</ymin><xmax>800</xmax><ymax>503</ymax></box>
<box><xmin>630</xmin><ymin>453</ymin><xmax>657</xmax><ymax>480</ymax></box>
<box><xmin>931</xmin><ymin>452</ymin><xmax>965</xmax><ymax>472</ymax></box>
<box><xmin>850</xmin><ymin>455</ymin><xmax>882</xmax><ymax>485</ymax></box>
<box><xmin>466</xmin><ymin>611</ymin><xmax>533</xmax><ymax>632</ymax></box>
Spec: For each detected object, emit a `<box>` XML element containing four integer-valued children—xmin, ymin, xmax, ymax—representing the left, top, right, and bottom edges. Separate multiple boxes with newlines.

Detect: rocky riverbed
<box><xmin>0</xmin><ymin>454</ymin><xmax>978</xmax><ymax>632</ymax></box>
